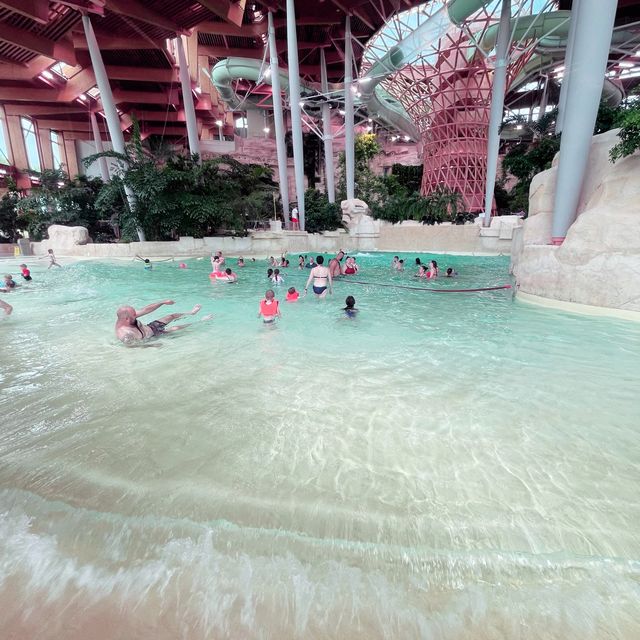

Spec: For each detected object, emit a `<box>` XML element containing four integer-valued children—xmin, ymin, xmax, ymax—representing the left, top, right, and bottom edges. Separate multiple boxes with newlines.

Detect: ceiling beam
<box><xmin>199</xmin><ymin>45</ymin><xmax>263</xmax><ymax>59</ymax></box>
<box><xmin>3</xmin><ymin>104</ymin><xmax>92</xmax><ymax>116</ymax></box>
<box><xmin>198</xmin><ymin>16</ymin><xmax>341</xmax><ymax>36</ymax></box>
<box><xmin>105</xmin><ymin>0</ymin><xmax>182</xmax><ymax>35</ymax></box>
<box><xmin>104</xmin><ymin>65</ymin><xmax>177</xmax><ymax>82</ymax></box>
<box><xmin>35</xmin><ymin>119</ymin><xmax>94</xmax><ymax>132</ymax></box>
<box><xmin>112</xmin><ymin>88</ymin><xmax>180</xmax><ymax>105</ymax></box>
<box><xmin>0</xmin><ymin>23</ymin><xmax>77</xmax><ymax>66</ymax></box>
<box><xmin>0</xmin><ymin>56</ymin><xmax>52</xmax><ymax>81</ymax></box>
<box><xmin>128</xmin><ymin>109</ymin><xmax>186</xmax><ymax>122</ymax></box>
<box><xmin>59</xmin><ymin>67</ymin><xmax>96</xmax><ymax>101</ymax></box>
<box><xmin>0</xmin><ymin>87</ymin><xmax>59</xmax><ymax>101</ymax></box>
<box><xmin>0</xmin><ymin>0</ymin><xmax>49</xmax><ymax>24</ymax></box>
<box><xmin>72</xmin><ymin>31</ymin><xmax>163</xmax><ymax>51</ymax></box>
<box><xmin>329</xmin><ymin>0</ymin><xmax>375</xmax><ymax>30</ymax></box>
<box><xmin>198</xmin><ymin>0</ymin><xmax>245</xmax><ymax>28</ymax></box>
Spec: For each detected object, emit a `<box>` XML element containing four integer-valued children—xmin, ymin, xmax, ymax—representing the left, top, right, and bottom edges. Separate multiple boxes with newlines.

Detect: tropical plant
<box><xmin>0</xmin><ymin>178</ymin><xmax>23</xmax><ymax>242</ymax></box>
<box><xmin>609</xmin><ymin>105</ymin><xmax>640</xmax><ymax>163</ymax></box>
<box><xmin>303</xmin><ymin>189</ymin><xmax>343</xmax><ymax>234</ymax></box>
<box><xmin>16</xmin><ymin>169</ymin><xmax>106</xmax><ymax>240</ymax></box>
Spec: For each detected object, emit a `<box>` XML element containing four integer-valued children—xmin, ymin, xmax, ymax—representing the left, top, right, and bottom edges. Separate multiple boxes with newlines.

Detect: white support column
<box><xmin>175</xmin><ymin>36</ymin><xmax>201</xmax><ymax>159</ymax></box>
<box><xmin>556</xmin><ymin>0</ymin><xmax>581</xmax><ymax>134</ymax></box>
<box><xmin>344</xmin><ymin>15</ymin><xmax>355</xmax><ymax>202</ymax></box>
<box><xmin>285</xmin><ymin>0</ymin><xmax>305</xmax><ymax>230</ymax></box>
<box><xmin>482</xmin><ymin>0</ymin><xmax>511</xmax><ymax>227</ymax></box>
<box><xmin>551</xmin><ymin>0</ymin><xmax>617</xmax><ymax>243</ymax></box>
<box><xmin>82</xmin><ymin>15</ymin><xmax>144</xmax><ymax>241</ymax></box>
<box><xmin>89</xmin><ymin>111</ymin><xmax>110</xmax><ymax>182</ymax></box>
<box><xmin>320</xmin><ymin>49</ymin><xmax>335</xmax><ymax>203</ymax></box>
<box><xmin>268</xmin><ymin>11</ymin><xmax>290</xmax><ymax>226</ymax></box>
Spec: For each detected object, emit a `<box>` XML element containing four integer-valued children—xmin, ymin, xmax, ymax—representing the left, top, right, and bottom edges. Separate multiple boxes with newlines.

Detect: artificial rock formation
<box><xmin>47</xmin><ymin>225</ymin><xmax>91</xmax><ymax>250</ymax></box>
<box><xmin>511</xmin><ymin>129</ymin><xmax>640</xmax><ymax>312</ymax></box>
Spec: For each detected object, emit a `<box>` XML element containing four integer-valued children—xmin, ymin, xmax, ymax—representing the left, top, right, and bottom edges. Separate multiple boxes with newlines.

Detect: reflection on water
<box><xmin>1</xmin><ymin>254</ymin><xmax>639</xmax><ymax>638</ymax></box>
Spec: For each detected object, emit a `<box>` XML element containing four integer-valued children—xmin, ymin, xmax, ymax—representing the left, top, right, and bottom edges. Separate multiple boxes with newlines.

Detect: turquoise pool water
<box><xmin>0</xmin><ymin>253</ymin><xmax>639</xmax><ymax>639</ymax></box>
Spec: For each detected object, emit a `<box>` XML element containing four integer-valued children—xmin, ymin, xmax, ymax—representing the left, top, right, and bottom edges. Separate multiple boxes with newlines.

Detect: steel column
<box><xmin>551</xmin><ymin>0</ymin><xmax>617</xmax><ymax>243</ymax></box>
<box><xmin>344</xmin><ymin>15</ymin><xmax>355</xmax><ymax>201</ymax></box>
<box><xmin>82</xmin><ymin>15</ymin><xmax>144</xmax><ymax>241</ymax></box>
<box><xmin>320</xmin><ymin>49</ymin><xmax>335</xmax><ymax>203</ymax></box>
<box><xmin>268</xmin><ymin>11</ymin><xmax>290</xmax><ymax>226</ymax></box>
<box><xmin>175</xmin><ymin>36</ymin><xmax>201</xmax><ymax>159</ymax></box>
<box><xmin>285</xmin><ymin>0</ymin><xmax>305</xmax><ymax>230</ymax></box>
<box><xmin>556</xmin><ymin>0</ymin><xmax>581</xmax><ymax>134</ymax></box>
<box><xmin>89</xmin><ymin>111</ymin><xmax>110</xmax><ymax>182</ymax></box>
<box><xmin>482</xmin><ymin>0</ymin><xmax>511</xmax><ymax>227</ymax></box>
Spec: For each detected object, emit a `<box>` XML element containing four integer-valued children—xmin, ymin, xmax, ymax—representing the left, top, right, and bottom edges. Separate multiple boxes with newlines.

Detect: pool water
<box><xmin>1</xmin><ymin>253</ymin><xmax>639</xmax><ymax>639</ymax></box>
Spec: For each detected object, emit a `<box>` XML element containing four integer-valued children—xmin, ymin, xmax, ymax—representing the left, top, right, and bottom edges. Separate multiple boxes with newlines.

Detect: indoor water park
<box><xmin>0</xmin><ymin>1</ymin><xmax>639</xmax><ymax>639</ymax></box>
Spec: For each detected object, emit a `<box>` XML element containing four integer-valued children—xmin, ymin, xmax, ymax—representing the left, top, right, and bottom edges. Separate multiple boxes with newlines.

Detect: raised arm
<box><xmin>135</xmin><ymin>300</ymin><xmax>174</xmax><ymax>317</ymax></box>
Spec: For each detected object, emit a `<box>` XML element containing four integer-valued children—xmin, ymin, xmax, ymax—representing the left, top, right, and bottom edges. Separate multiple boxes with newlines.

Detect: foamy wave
<box><xmin>1</xmin><ymin>492</ymin><xmax>639</xmax><ymax>639</ymax></box>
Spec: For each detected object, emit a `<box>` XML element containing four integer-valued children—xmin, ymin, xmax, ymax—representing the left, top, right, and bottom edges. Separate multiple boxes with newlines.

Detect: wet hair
<box><xmin>284</xmin><ymin>260</ymin><xmax>290</xmax><ymax>266</ymax></box>
<box><xmin>446</xmin><ymin>267</ymin><xmax>453</xmax><ymax>276</ymax></box>
<box><xmin>299</xmin><ymin>255</ymin><xmax>304</xmax><ymax>260</ymax></box>
<box><xmin>212</xmin><ymin>256</ymin><xmax>219</xmax><ymax>262</ymax></box>
<box><xmin>48</xmin><ymin>249</ymin><xmax>53</xmax><ymax>254</ymax></box>
<box><xmin>265</xmin><ymin>289</ymin><xmax>275</xmax><ymax>299</ymax></box>
<box><xmin>274</xmin><ymin>269</ymin><xmax>280</xmax><ymax>275</ymax></box>
<box><xmin>415</xmin><ymin>258</ymin><xmax>421</xmax><ymax>265</ymax></box>
<box><xmin>267</xmin><ymin>268</ymin><xmax>273</xmax><ymax>277</ymax></box>
<box><xmin>144</xmin><ymin>259</ymin><xmax>150</xmax><ymax>264</ymax></box>
<box><xmin>394</xmin><ymin>255</ymin><xmax>399</xmax><ymax>260</ymax></box>
<box><xmin>288</xmin><ymin>287</ymin><xmax>296</xmax><ymax>294</ymax></box>
<box><xmin>345</xmin><ymin>296</ymin><xmax>355</xmax><ymax>308</ymax></box>
<box><xmin>399</xmin><ymin>259</ymin><xmax>404</xmax><ymax>264</ymax></box>
<box><xmin>316</xmin><ymin>255</ymin><xmax>324</xmax><ymax>264</ymax></box>
<box><xmin>225</xmin><ymin>268</ymin><xmax>232</xmax><ymax>275</ymax></box>
<box><xmin>431</xmin><ymin>260</ymin><xmax>438</xmax><ymax>268</ymax></box>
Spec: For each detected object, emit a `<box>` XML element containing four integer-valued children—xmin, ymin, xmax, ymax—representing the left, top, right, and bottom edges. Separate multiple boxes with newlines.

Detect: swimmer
<box><xmin>415</xmin><ymin>264</ymin><xmax>427</xmax><ymax>278</ymax></box>
<box><xmin>115</xmin><ymin>300</ymin><xmax>212</xmax><ymax>345</ymax></box>
<box><xmin>268</xmin><ymin>256</ymin><xmax>277</xmax><ymax>267</ymax></box>
<box><xmin>40</xmin><ymin>249</ymin><xmax>61</xmax><ymax>269</ymax></box>
<box><xmin>428</xmin><ymin>260</ymin><xmax>439</xmax><ymax>278</ymax></box>
<box><xmin>267</xmin><ymin>268</ymin><xmax>274</xmax><ymax>280</ymax></box>
<box><xmin>298</xmin><ymin>255</ymin><xmax>305</xmax><ymax>270</ymax></box>
<box><xmin>258</xmin><ymin>289</ymin><xmax>281</xmax><ymax>324</ymax></box>
<box><xmin>391</xmin><ymin>256</ymin><xmax>399</xmax><ymax>269</ymax></box>
<box><xmin>328</xmin><ymin>250</ymin><xmax>345</xmax><ymax>278</ymax></box>
<box><xmin>0</xmin><ymin>298</ymin><xmax>11</xmax><ymax>316</ymax></box>
<box><xmin>286</xmin><ymin>287</ymin><xmax>300</xmax><ymax>301</ymax></box>
<box><xmin>343</xmin><ymin>295</ymin><xmax>358</xmax><ymax>318</ymax></box>
<box><xmin>304</xmin><ymin>255</ymin><xmax>333</xmax><ymax>298</ymax></box>
<box><xmin>395</xmin><ymin>259</ymin><xmax>405</xmax><ymax>272</ymax></box>
<box><xmin>210</xmin><ymin>255</ymin><xmax>223</xmax><ymax>274</ymax></box>
<box><xmin>237</xmin><ymin>257</ymin><xmax>245</xmax><ymax>267</ymax></box>
<box><xmin>179</xmin><ymin>262</ymin><xmax>187</xmax><ymax>269</ymax></box>
<box><xmin>279</xmin><ymin>253</ymin><xmax>288</xmax><ymax>267</ymax></box>
<box><xmin>2</xmin><ymin>274</ymin><xmax>18</xmax><ymax>290</ymax></box>
<box><xmin>415</xmin><ymin>257</ymin><xmax>422</xmax><ymax>266</ymax></box>
<box><xmin>445</xmin><ymin>267</ymin><xmax>458</xmax><ymax>277</ymax></box>
<box><xmin>135</xmin><ymin>255</ymin><xmax>153</xmax><ymax>270</ymax></box>
<box><xmin>343</xmin><ymin>256</ymin><xmax>358</xmax><ymax>275</ymax></box>
<box><xmin>224</xmin><ymin>268</ymin><xmax>238</xmax><ymax>282</ymax></box>
<box><xmin>271</xmin><ymin>268</ymin><xmax>284</xmax><ymax>284</ymax></box>
<box><xmin>305</xmin><ymin>256</ymin><xmax>316</xmax><ymax>269</ymax></box>
<box><xmin>19</xmin><ymin>264</ymin><xmax>32</xmax><ymax>281</ymax></box>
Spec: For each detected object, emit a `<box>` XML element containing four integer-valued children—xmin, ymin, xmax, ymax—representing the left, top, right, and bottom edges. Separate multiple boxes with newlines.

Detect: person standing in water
<box><xmin>258</xmin><ymin>289</ymin><xmax>281</xmax><ymax>324</ymax></box>
<box><xmin>343</xmin><ymin>295</ymin><xmax>358</xmax><ymax>318</ymax></box>
<box><xmin>328</xmin><ymin>250</ymin><xmax>344</xmax><ymax>278</ymax></box>
<box><xmin>40</xmin><ymin>249</ymin><xmax>61</xmax><ymax>269</ymax></box>
<box><xmin>115</xmin><ymin>300</ymin><xmax>211</xmax><ymax>345</ymax></box>
<box><xmin>305</xmin><ymin>255</ymin><xmax>333</xmax><ymax>298</ymax></box>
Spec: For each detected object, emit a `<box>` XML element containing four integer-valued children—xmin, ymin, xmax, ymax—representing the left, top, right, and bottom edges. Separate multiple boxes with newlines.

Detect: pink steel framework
<box><xmin>363</xmin><ymin>3</ymin><xmax>534</xmax><ymax>212</ymax></box>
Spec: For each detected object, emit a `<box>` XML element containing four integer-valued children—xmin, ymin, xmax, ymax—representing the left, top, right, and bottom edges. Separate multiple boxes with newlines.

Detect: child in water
<box><xmin>267</xmin><ymin>268</ymin><xmax>274</xmax><ymax>280</ymax></box>
<box><xmin>343</xmin><ymin>295</ymin><xmax>358</xmax><ymax>318</ymax></box>
<box><xmin>271</xmin><ymin>268</ymin><xmax>284</xmax><ymax>284</ymax></box>
<box><xmin>40</xmin><ymin>249</ymin><xmax>61</xmax><ymax>269</ymax></box>
<box><xmin>19</xmin><ymin>264</ymin><xmax>32</xmax><ymax>281</ymax></box>
<box><xmin>445</xmin><ymin>267</ymin><xmax>458</xmax><ymax>277</ymax></box>
<box><xmin>258</xmin><ymin>289</ymin><xmax>281</xmax><ymax>324</ymax></box>
<box><xmin>286</xmin><ymin>287</ymin><xmax>300</xmax><ymax>301</ymax></box>
<box><xmin>135</xmin><ymin>255</ymin><xmax>152</xmax><ymax>270</ymax></box>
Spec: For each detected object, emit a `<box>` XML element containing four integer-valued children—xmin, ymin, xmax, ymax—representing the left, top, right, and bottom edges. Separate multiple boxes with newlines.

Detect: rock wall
<box><xmin>511</xmin><ymin>129</ymin><xmax>640</xmax><ymax>313</ymax></box>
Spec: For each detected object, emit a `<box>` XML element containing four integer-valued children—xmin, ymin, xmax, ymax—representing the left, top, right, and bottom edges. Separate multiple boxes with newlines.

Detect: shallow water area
<box><xmin>0</xmin><ymin>252</ymin><xmax>639</xmax><ymax>639</ymax></box>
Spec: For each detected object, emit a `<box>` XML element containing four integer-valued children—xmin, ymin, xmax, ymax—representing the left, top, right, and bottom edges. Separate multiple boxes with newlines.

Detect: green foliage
<box><xmin>303</xmin><ymin>189</ymin><xmax>342</xmax><ymax>234</ymax></box>
<box><xmin>16</xmin><ymin>169</ymin><xmax>106</xmax><ymax>241</ymax></box>
<box><xmin>84</xmin><ymin>120</ymin><xmax>277</xmax><ymax>240</ymax></box>
<box><xmin>609</xmin><ymin>106</ymin><xmax>640</xmax><ymax>163</ymax></box>
<box><xmin>354</xmin><ymin>133</ymin><xmax>382</xmax><ymax>169</ymax></box>
<box><xmin>371</xmin><ymin>184</ymin><xmax>462</xmax><ymax>225</ymax></box>
<box><xmin>0</xmin><ymin>178</ymin><xmax>23</xmax><ymax>242</ymax></box>
<box><xmin>391</xmin><ymin>164</ymin><xmax>423</xmax><ymax>192</ymax></box>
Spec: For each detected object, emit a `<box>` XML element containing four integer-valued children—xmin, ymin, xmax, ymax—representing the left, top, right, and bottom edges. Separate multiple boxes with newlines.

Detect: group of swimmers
<box><xmin>392</xmin><ymin>256</ymin><xmax>458</xmax><ymax>279</ymax></box>
<box><xmin>0</xmin><ymin>262</ymin><xmax>38</xmax><ymax>316</ymax></box>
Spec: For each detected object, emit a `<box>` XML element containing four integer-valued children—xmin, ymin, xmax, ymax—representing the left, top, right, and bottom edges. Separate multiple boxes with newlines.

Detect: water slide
<box><xmin>210</xmin><ymin>0</ymin><xmax>633</xmax><ymax>137</ymax></box>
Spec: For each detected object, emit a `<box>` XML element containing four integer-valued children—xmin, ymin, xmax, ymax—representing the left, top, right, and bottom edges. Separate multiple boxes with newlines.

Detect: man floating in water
<box><xmin>115</xmin><ymin>300</ymin><xmax>211</xmax><ymax>345</ymax></box>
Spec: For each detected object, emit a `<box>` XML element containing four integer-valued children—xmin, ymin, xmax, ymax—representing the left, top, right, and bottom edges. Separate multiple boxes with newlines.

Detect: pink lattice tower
<box><xmin>363</xmin><ymin>3</ymin><xmax>534</xmax><ymax>212</ymax></box>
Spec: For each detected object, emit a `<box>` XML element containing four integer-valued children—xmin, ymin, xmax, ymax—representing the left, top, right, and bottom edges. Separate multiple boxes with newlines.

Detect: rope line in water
<box><xmin>333</xmin><ymin>279</ymin><xmax>512</xmax><ymax>294</ymax></box>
